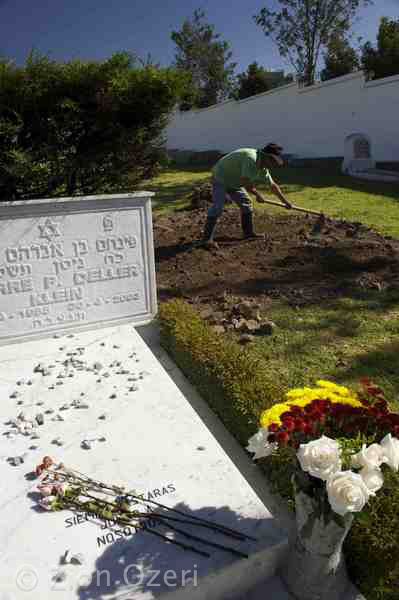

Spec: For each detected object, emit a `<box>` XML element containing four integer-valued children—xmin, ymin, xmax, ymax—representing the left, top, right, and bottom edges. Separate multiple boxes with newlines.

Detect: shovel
<box><xmin>257</xmin><ymin>197</ymin><xmax>326</xmax><ymax>234</ymax></box>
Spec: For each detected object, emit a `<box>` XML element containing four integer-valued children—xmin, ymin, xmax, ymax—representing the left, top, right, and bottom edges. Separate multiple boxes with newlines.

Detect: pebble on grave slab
<box><xmin>8</xmin><ymin>455</ymin><xmax>26</xmax><ymax>466</ymax></box>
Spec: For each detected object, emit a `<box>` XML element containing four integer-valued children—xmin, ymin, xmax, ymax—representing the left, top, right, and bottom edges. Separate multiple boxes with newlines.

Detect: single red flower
<box><xmin>289</xmin><ymin>405</ymin><xmax>303</xmax><ymax>416</ymax></box>
<box><xmin>293</xmin><ymin>418</ymin><xmax>306</xmax><ymax>432</ymax></box>
<box><xmin>283</xmin><ymin>418</ymin><xmax>296</xmax><ymax>432</ymax></box>
<box><xmin>303</xmin><ymin>422</ymin><xmax>313</xmax><ymax>435</ymax></box>
<box><xmin>281</xmin><ymin>411</ymin><xmax>295</xmax><ymax>421</ymax></box>
<box><xmin>276</xmin><ymin>431</ymin><xmax>290</xmax><ymax>445</ymax></box>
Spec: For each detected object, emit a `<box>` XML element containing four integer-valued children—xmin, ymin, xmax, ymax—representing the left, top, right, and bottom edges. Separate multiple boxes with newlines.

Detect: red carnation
<box><xmin>303</xmin><ymin>422</ymin><xmax>313</xmax><ymax>435</ymax></box>
<box><xmin>281</xmin><ymin>411</ymin><xmax>295</xmax><ymax>421</ymax></box>
<box><xmin>276</xmin><ymin>431</ymin><xmax>290</xmax><ymax>445</ymax></box>
<box><xmin>293</xmin><ymin>418</ymin><xmax>306</xmax><ymax>433</ymax></box>
<box><xmin>283</xmin><ymin>418</ymin><xmax>296</xmax><ymax>432</ymax></box>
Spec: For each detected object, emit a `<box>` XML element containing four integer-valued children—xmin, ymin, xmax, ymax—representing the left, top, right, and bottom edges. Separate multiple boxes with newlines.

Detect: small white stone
<box><xmin>52</xmin><ymin>414</ymin><xmax>64</xmax><ymax>422</ymax></box>
<box><xmin>35</xmin><ymin>413</ymin><xmax>44</xmax><ymax>425</ymax></box>
<box><xmin>53</xmin><ymin>571</ymin><xmax>67</xmax><ymax>583</ymax></box>
<box><xmin>30</xmin><ymin>432</ymin><xmax>40</xmax><ymax>440</ymax></box>
<box><xmin>52</xmin><ymin>437</ymin><xmax>64</xmax><ymax>446</ymax></box>
<box><xmin>81</xmin><ymin>440</ymin><xmax>92</xmax><ymax>450</ymax></box>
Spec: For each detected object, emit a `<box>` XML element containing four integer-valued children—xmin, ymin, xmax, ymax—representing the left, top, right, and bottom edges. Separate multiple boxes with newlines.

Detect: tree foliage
<box><xmin>361</xmin><ymin>17</ymin><xmax>399</xmax><ymax>81</ymax></box>
<box><xmin>254</xmin><ymin>0</ymin><xmax>372</xmax><ymax>86</ymax></box>
<box><xmin>171</xmin><ymin>9</ymin><xmax>237</xmax><ymax>110</ymax></box>
<box><xmin>0</xmin><ymin>50</ymin><xmax>188</xmax><ymax>200</ymax></box>
<box><xmin>231</xmin><ymin>62</ymin><xmax>293</xmax><ymax>100</ymax></box>
<box><xmin>320</xmin><ymin>33</ymin><xmax>360</xmax><ymax>81</ymax></box>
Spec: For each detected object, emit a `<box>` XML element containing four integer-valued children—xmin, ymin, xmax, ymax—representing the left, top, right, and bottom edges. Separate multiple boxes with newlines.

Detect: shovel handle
<box><xmin>259</xmin><ymin>197</ymin><xmax>323</xmax><ymax>217</ymax></box>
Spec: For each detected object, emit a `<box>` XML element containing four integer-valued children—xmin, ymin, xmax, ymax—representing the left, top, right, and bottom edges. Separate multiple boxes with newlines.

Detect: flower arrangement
<box><xmin>32</xmin><ymin>456</ymin><xmax>254</xmax><ymax>558</ymax></box>
<box><xmin>247</xmin><ymin>379</ymin><xmax>399</xmax><ymax>517</ymax></box>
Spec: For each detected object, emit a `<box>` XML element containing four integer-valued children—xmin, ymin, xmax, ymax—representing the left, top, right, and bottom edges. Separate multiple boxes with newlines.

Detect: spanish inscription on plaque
<box><xmin>0</xmin><ymin>193</ymin><xmax>157</xmax><ymax>344</ymax></box>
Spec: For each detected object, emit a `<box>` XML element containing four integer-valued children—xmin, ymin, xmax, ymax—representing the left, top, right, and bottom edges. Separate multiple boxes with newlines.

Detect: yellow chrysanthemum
<box><xmin>259</xmin><ymin>381</ymin><xmax>362</xmax><ymax>428</ymax></box>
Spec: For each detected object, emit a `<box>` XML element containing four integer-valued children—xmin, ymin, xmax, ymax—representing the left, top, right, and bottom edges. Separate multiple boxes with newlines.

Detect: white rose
<box><xmin>246</xmin><ymin>428</ymin><xmax>277</xmax><ymax>460</ymax></box>
<box><xmin>327</xmin><ymin>471</ymin><xmax>370</xmax><ymax>516</ymax></box>
<box><xmin>297</xmin><ymin>435</ymin><xmax>342</xmax><ymax>481</ymax></box>
<box><xmin>351</xmin><ymin>443</ymin><xmax>385</xmax><ymax>470</ymax></box>
<box><xmin>380</xmin><ymin>433</ymin><xmax>399</xmax><ymax>471</ymax></box>
<box><xmin>360</xmin><ymin>467</ymin><xmax>384</xmax><ymax>494</ymax></box>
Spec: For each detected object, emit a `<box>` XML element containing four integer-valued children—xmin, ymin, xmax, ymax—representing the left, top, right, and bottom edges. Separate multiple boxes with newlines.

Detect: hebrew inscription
<box><xmin>0</xmin><ymin>199</ymin><xmax>156</xmax><ymax>343</ymax></box>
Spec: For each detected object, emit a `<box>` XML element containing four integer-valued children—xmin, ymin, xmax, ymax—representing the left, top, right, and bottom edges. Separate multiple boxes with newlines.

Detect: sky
<box><xmin>0</xmin><ymin>0</ymin><xmax>398</xmax><ymax>75</ymax></box>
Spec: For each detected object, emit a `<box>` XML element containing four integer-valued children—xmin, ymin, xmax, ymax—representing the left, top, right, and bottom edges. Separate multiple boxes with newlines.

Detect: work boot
<box><xmin>198</xmin><ymin>215</ymin><xmax>219</xmax><ymax>248</ymax></box>
<box><xmin>241</xmin><ymin>212</ymin><xmax>264</xmax><ymax>240</ymax></box>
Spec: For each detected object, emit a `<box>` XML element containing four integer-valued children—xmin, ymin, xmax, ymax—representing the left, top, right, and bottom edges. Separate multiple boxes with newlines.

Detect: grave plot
<box><xmin>0</xmin><ymin>325</ymin><xmax>285</xmax><ymax>600</ymax></box>
<box><xmin>0</xmin><ymin>193</ymin><xmax>285</xmax><ymax>600</ymax></box>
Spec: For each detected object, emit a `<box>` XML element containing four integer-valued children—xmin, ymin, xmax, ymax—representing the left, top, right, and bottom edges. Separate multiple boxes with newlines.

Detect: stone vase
<box><xmin>280</xmin><ymin>471</ymin><xmax>354</xmax><ymax>600</ymax></box>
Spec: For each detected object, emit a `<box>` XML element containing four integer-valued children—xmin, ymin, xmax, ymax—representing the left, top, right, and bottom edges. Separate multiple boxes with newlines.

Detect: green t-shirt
<box><xmin>212</xmin><ymin>148</ymin><xmax>273</xmax><ymax>191</ymax></box>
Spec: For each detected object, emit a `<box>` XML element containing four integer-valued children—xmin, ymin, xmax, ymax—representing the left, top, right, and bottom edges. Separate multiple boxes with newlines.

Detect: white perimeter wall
<box><xmin>165</xmin><ymin>71</ymin><xmax>399</xmax><ymax>162</ymax></box>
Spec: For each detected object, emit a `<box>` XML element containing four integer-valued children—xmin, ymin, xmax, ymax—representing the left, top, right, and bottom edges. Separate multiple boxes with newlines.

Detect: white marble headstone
<box><xmin>342</xmin><ymin>133</ymin><xmax>375</xmax><ymax>174</ymax></box>
<box><xmin>0</xmin><ymin>193</ymin><xmax>156</xmax><ymax>345</ymax></box>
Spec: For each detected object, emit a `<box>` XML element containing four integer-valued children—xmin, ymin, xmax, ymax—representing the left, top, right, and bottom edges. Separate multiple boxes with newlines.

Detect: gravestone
<box><xmin>341</xmin><ymin>133</ymin><xmax>375</xmax><ymax>174</ymax></box>
<box><xmin>342</xmin><ymin>134</ymin><xmax>399</xmax><ymax>182</ymax></box>
<box><xmin>0</xmin><ymin>193</ymin><xmax>157</xmax><ymax>345</ymax></box>
<box><xmin>0</xmin><ymin>192</ymin><xmax>287</xmax><ymax>600</ymax></box>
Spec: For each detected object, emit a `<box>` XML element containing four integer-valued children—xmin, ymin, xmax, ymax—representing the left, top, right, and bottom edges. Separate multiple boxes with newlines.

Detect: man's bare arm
<box><xmin>270</xmin><ymin>182</ymin><xmax>292</xmax><ymax>208</ymax></box>
<box><xmin>241</xmin><ymin>177</ymin><xmax>292</xmax><ymax>209</ymax></box>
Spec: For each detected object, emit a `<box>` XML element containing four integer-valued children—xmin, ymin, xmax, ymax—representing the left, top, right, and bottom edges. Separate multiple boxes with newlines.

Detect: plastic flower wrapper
<box><xmin>246</xmin><ymin>428</ymin><xmax>277</xmax><ymax>459</ymax></box>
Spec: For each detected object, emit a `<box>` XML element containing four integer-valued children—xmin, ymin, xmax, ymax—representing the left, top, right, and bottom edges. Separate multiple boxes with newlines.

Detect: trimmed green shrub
<box><xmin>158</xmin><ymin>298</ymin><xmax>399</xmax><ymax>600</ymax></box>
<box><xmin>159</xmin><ymin>298</ymin><xmax>284</xmax><ymax>444</ymax></box>
<box><xmin>0</xmin><ymin>51</ymin><xmax>189</xmax><ymax>200</ymax></box>
<box><xmin>345</xmin><ymin>466</ymin><xmax>399</xmax><ymax>600</ymax></box>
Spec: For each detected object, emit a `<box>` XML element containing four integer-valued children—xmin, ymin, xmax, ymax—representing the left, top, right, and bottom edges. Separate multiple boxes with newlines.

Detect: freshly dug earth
<box><xmin>154</xmin><ymin>205</ymin><xmax>399</xmax><ymax>324</ymax></box>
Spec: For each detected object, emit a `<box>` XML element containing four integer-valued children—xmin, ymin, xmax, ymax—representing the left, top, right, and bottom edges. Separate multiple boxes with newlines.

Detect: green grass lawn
<box><xmin>252</xmin><ymin>291</ymin><xmax>399</xmax><ymax>411</ymax></box>
<box><xmin>141</xmin><ymin>164</ymin><xmax>399</xmax><ymax>235</ymax></box>
<box><xmin>143</xmin><ymin>164</ymin><xmax>399</xmax><ymax>409</ymax></box>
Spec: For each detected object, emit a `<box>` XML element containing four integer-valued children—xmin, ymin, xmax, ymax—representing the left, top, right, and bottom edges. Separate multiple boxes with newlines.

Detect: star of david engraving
<box><xmin>38</xmin><ymin>218</ymin><xmax>61</xmax><ymax>242</ymax></box>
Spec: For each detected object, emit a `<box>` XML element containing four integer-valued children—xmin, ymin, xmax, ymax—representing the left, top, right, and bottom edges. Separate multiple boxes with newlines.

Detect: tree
<box><xmin>171</xmin><ymin>9</ymin><xmax>237</xmax><ymax>110</ymax></box>
<box><xmin>231</xmin><ymin>62</ymin><xmax>293</xmax><ymax>100</ymax></box>
<box><xmin>320</xmin><ymin>33</ymin><xmax>360</xmax><ymax>81</ymax></box>
<box><xmin>254</xmin><ymin>0</ymin><xmax>372</xmax><ymax>87</ymax></box>
<box><xmin>362</xmin><ymin>17</ymin><xmax>399</xmax><ymax>81</ymax></box>
<box><xmin>0</xmin><ymin>50</ymin><xmax>189</xmax><ymax>200</ymax></box>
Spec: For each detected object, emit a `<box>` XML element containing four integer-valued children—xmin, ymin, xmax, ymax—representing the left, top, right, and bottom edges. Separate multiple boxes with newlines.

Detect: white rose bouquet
<box><xmin>247</xmin><ymin>380</ymin><xmax>399</xmax><ymax>518</ymax></box>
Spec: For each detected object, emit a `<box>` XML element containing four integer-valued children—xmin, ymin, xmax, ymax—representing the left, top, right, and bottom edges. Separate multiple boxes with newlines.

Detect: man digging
<box><xmin>200</xmin><ymin>143</ymin><xmax>292</xmax><ymax>248</ymax></box>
